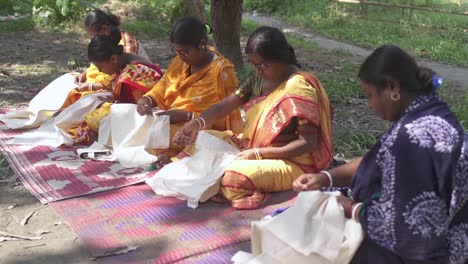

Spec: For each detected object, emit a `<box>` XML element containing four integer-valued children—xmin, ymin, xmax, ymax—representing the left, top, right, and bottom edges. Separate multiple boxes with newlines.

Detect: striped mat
<box><xmin>0</xmin><ymin>110</ymin><xmax>156</xmax><ymax>204</ymax></box>
<box><xmin>50</xmin><ymin>184</ymin><xmax>296</xmax><ymax>263</ymax></box>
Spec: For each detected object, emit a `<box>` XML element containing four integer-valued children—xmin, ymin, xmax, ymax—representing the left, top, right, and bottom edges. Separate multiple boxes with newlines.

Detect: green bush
<box><xmin>0</xmin><ymin>0</ymin><xmax>32</xmax><ymax>15</ymax></box>
<box><xmin>31</xmin><ymin>0</ymin><xmax>91</xmax><ymax>29</ymax></box>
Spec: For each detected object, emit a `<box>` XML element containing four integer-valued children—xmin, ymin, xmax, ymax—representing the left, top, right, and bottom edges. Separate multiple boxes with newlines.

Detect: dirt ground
<box><xmin>0</xmin><ymin>31</ymin><xmax>173</xmax><ymax>264</ymax></box>
<box><xmin>0</xmin><ymin>19</ymin><xmax>465</xmax><ymax>263</ymax></box>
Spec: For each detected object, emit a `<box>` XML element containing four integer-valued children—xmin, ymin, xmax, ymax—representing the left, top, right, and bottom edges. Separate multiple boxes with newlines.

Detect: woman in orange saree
<box><xmin>68</xmin><ymin>29</ymin><xmax>162</xmax><ymax>144</ymax></box>
<box><xmin>61</xmin><ymin>9</ymin><xmax>149</xmax><ymax>108</ymax></box>
<box><xmin>173</xmin><ymin>26</ymin><xmax>333</xmax><ymax>209</ymax></box>
<box><xmin>136</xmin><ymin>17</ymin><xmax>242</xmax><ymax>164</ymax></box>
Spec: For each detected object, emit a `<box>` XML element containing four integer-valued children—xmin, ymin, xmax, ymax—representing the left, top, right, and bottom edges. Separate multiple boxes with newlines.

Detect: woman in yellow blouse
<box><xmin>136</xmin><ymin>17</ymin><xmax>242</xmax><ymax>165</ymax></box>
<box><xmin>173</xmin><ymin>26</ymin><xmax>333</xmax><ymax>209</ymax></box>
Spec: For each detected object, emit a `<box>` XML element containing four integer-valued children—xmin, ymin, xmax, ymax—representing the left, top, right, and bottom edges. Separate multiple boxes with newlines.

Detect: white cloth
<box><xmin>146</xmin><ymin>131</ymin><xmax>240</xmax><ymax>208</ymax></box>
<box><xmin>77</xmin><ymin>141</ymin><xmax>116</xmax><ymax>162</ymax></box>
<box><xmin>96</xmin><ymin>104</ymin><xmax>168</xmax><ymax>168</ymax></box>
<box><xmin>6</xmin><ymin>91</ymin><xmax>111</xmax><ymax>147</ymax></box>
<box><xmin>0</xmin><ymin>74</ymin><xmax>77</xmax><ymax>129</ymax></box>
<box><xmin>144</xmin><ymin>111</ymin><xmax>170</xmax><ymax>150</ymax></box>
<box><xmin>232</xmin><ymin>191</ymin><xmax>364</xmax><ymax>264</ymax></box>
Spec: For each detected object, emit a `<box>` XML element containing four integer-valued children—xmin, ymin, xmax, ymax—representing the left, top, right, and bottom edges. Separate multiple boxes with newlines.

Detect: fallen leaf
<box><xmin>21</xmin><ymin>210</ymin><xmax>38</xmax><ymax>226</ymax></box>
<box><xmin>90</xmin><ymin>246</ymin><xmax>139</xmax><ymax>260</ymax></box>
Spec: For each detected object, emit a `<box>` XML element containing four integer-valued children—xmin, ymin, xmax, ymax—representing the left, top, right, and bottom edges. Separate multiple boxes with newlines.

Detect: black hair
<box><xmin>358</xmin><ymin>45</ymin><xmax>435</xmax><ymax>93</ymax></box>
<box><xmin>84</xmin><ymin>9</ymin><xmax>120</xmax><ymax>31</ymax></box>
<box><xmin>88</xmin><ymin>28</ymin><xmax>123</xmax><ymax>62</ymax></box>
<box><xmin>170</xmin><ymin>17</ymin><xmax>208</xmax><ymax>46</ymax></box>
<box><xmin>245</xmin><ymin>26</ymin><xmax>300</xmax><ymax>67</ymax></box>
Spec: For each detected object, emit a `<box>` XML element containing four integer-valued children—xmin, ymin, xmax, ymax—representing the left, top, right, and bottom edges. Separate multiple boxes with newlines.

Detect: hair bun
<box><xmin>417</xmin><ymin>66</ymin><xmax>435</xmax><ymax>93</ymax></box>
<box><xmin>108</xmin><ymin>27</ymin><xmax>122</xmax><ymax>45</ymax></box>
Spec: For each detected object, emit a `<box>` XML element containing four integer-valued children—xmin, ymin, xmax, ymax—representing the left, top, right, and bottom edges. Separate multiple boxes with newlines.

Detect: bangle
<box><xmin>194</xmin><ymin>118</ymin><xmax>203</xmax><ymax>131</ymax></box>
<box><xmin>186</xmin><ymin>112</ymin><xmax>191</xmax><ymax>121</ymax></box>
<box><xmin>198</xmin><ymin>116</ymin><xmax>206</xmax><ymax>130</ymax></box>
<box><xmin>142</xmin><ymin>96</ymin><xmax>153</xmax><ymax>107</ymax></box>
<box><xmin>320</xmin><ymin>170</ymin><xmax>333</xmax><ymax>188</ymax></box>
<box><xmin>88</xmin><ymin>83</ymin><xmax>94</xmax><ymax>91</ymax></box>
<box><xmin>190</xmin><ymin>112</ymin><xmax>194</xmax><ymax>120</ymax></box>
<box><xmin>253</xmin><ymin>148</ymin><xmax>262</xmax><ymax>160</ymax></box>
<box><xmin>351</xmin><ymin>202</ymin><xmax>362</xmax><ymax>222</ymax></box>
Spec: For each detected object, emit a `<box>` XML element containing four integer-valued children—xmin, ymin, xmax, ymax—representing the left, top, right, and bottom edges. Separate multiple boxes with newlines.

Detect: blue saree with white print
<box><xmin>350</xmin><ymin>93</ymin><xmax>468</xmax><ymax>264</ymax></box>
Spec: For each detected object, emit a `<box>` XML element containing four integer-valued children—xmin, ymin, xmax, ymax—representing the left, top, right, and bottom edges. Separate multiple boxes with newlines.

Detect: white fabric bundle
<box><xmin>0</xmin><ymin>74</ymin><xmax>77</xmax><ymax>129</ymax></box>
<box><xmin>6</xmin><ymin>91</ymin><xmax>111</xmax><ymax>147</ymax></box>
<box><xmin>96</xmin><ymin>104</ymin><xmax>169</xmax><ymax>168</ymax></box>
<box><xmin>146</xmin><ymin>131</ymin><xmax>240</xmax><ymax>208</ymax></box>
<box><xmin>232</xmin><ymin>191</ymin><xmax>364</xmax><ymax>264</ymax></box>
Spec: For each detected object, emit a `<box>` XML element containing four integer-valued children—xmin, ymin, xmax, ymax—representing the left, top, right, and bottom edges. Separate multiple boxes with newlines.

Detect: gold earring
<box><xmin>391</xmin><ymin>92</ymin><xmax>400</xmax><ymax>102</ymax></box>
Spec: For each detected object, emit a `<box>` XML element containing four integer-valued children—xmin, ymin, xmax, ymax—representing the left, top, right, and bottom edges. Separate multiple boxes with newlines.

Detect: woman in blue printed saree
<box><xmin>293</xmin><ymin>45</ymin><xmax>468</xmax><ymax>264</ymax></box>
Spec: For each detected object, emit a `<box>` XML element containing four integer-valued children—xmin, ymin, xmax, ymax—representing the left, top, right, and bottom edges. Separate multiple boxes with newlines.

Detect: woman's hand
<box><xmin>75</xmin><ymin>71</ymin><xmax>87</xmax><ymax>84</ymax></box>
<box><xmin>154</xmin><ymin>109</ymin><xmax>193</xmax><ymax>124</ymax></box>
<box><xmin>173</xmin><ymin>119</ymin><xmax>201</xmax><ymax>147</ymax></box>
<box><xmin>292</xmin><ymin>173</ymin><xmax>330</xmax><ymax>192</ymax></box>
<box><xmin>336</xmin><ymin>195</ymin><xmax>355</xmax><ymax>219</ymax></box>
<box><xmin>77</xmin><ymin>83</ymin><xmax>91</xmax><ymax>92</ymax></box>
<box><xmin>235</xmin><ymin>149</ymin><xmax>257</xmax><ymax>160</ymax></box>
<box><xmin>137</xmin><ymin>96</ymin><xmax>153</xmax><ymax>116</ymax></box>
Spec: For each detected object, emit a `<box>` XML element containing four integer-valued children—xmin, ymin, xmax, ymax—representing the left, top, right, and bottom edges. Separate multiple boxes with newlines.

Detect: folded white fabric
<box><xmin>144</xmin><ymin>110</ymin><xmax>170</xmax><ymax>150</ymax></box>
<box><xmin>232</xmin><ymin>191</ymin><xmax>364</xmax><ymax>264</ymax></box>
<box><xmin>6</xmin><ymin>91</ymin><xmax>111</xmax><ymax>147</ymax></box>
<box><xmin>0</xmin><ymin>74</ymin><xmax>77</xmax><ymax>129</ymax></box>
<box><xmin>146</xmin><ymin>131</ymin><xmax>240</xmax><ymax>208</ymax></box>
<box><xmin>97</xmin><ymin>104</ymin><xmax>168</xmax><ymax>168</ymax></box>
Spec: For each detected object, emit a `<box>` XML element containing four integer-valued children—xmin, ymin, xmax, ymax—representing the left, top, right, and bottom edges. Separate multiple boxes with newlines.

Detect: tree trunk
<box><xmin>210</xmin><ymin>0</ymin><xmax>243</xmax><ymax>69</ymax></box>
<box><xmin>183</xmin><ymin>0</ymin><xmax>206</xmax><ymax>23</ymax></box>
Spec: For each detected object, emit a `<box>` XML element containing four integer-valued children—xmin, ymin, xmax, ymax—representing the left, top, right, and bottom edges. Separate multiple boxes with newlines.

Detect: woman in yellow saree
<box><xmin>136</xmin><ymin>17</ymin><xmax>242</xmax><ymax>164</ymax></box>
<box><xmin>174</xmin><ymin>26</ymin><xmax>333</xmax><ymax>209</ymax></box>
<box><xmin>61</xmin><ymin>9</ymin><xmax>148</xmax><ymax>108</ymax></box>
<box><xmin>68</xmin><ymin>29</ymin><xmax>162</xmax><ymax>144</ymax></box>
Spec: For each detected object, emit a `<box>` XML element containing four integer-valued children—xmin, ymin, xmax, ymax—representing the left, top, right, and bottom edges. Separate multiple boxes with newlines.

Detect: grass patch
<box><xmin>0</xmin><ymin>18</ymin><xmax>34</xmax><ymax>32</ymax></box>
<box><xmin>438</xmin><ymin>82</ymin><xmax>468</xmax><ymax>130</ymax></box>
<box><xmin>334</xmin><ymin>128</ymin><xmax>378</xmax><ymax>157</ymax></box>
<box><xmin>245</xmin><ymin>0</ymin><xmax>468</xmax><ymax>67</ymax></box>
<box><xmin>316</xmin><ymin>62</ymin><xmax>363</xmax><ymax>104</ymax></box>
<box><xmin>241</xmin><ymin>19</ymin><xmax>259</xmax><ymax>35</ymax></box>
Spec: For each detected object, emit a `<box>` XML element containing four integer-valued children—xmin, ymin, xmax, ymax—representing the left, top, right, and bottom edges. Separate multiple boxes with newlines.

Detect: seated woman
<box><xmin>0</xmin><ymin>9</ymin><xmax>149</xmax><ymax>130</ymax></box>
<box><xmin>63</xmin><ymin>9</ymin><xmax>150</xmax><ymax>108</ymax></box>
<box><xmin>68</xmin><ymin>29</ymin><xmax>162</xmax><ymax>144</ymax></box>
<box><xmin>173</xmin><ymin>26</ymin><xmax>334</xmax><ymax>209</ymax></box>
<box><xmin>293</xmin><ymin>45</ymin><xmax>468</xmax><ymax>264</ymax></box>
<box><xmin>136</xmin><ymin>17</ymin><xmax>242</xmax><ymax>164</ymax></box>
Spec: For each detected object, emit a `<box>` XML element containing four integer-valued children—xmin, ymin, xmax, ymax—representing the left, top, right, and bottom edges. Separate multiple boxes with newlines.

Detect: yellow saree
<box><xmin>145</xmin><ymin>48</ymin><xmax>243</xmax><ymax>157</ymax></box>
<box><xmin>68</xmin><ymin>62</ymin><xmax>162</xmax><ymax>144</ymax></box>
<box><xmin>210</xmin><ymin>72</ymin><xmax>333</xmax><ymax>209</ymax></box>
<box><xmin>61</xmin><ymin>31</ymin><xmax>141</xmax><ymax>109</ymax></box>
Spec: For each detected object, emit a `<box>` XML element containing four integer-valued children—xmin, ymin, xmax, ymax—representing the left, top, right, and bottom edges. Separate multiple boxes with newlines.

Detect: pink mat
<box><xmin>0</xmin><ymin>110</ymin><xmax>156</xmax><ymax>204</ymax></box>
<box><xmin>50</xmin><ymin>184</ymin><xmax>296</xmax><ymax>263</ymax></box>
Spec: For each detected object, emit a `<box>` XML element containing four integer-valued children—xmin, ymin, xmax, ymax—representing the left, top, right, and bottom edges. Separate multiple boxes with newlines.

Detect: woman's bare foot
<box><xmin>155</xmin><ymin>153</ymin><xmax>172</xmax><ymax>168</ymax></box>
